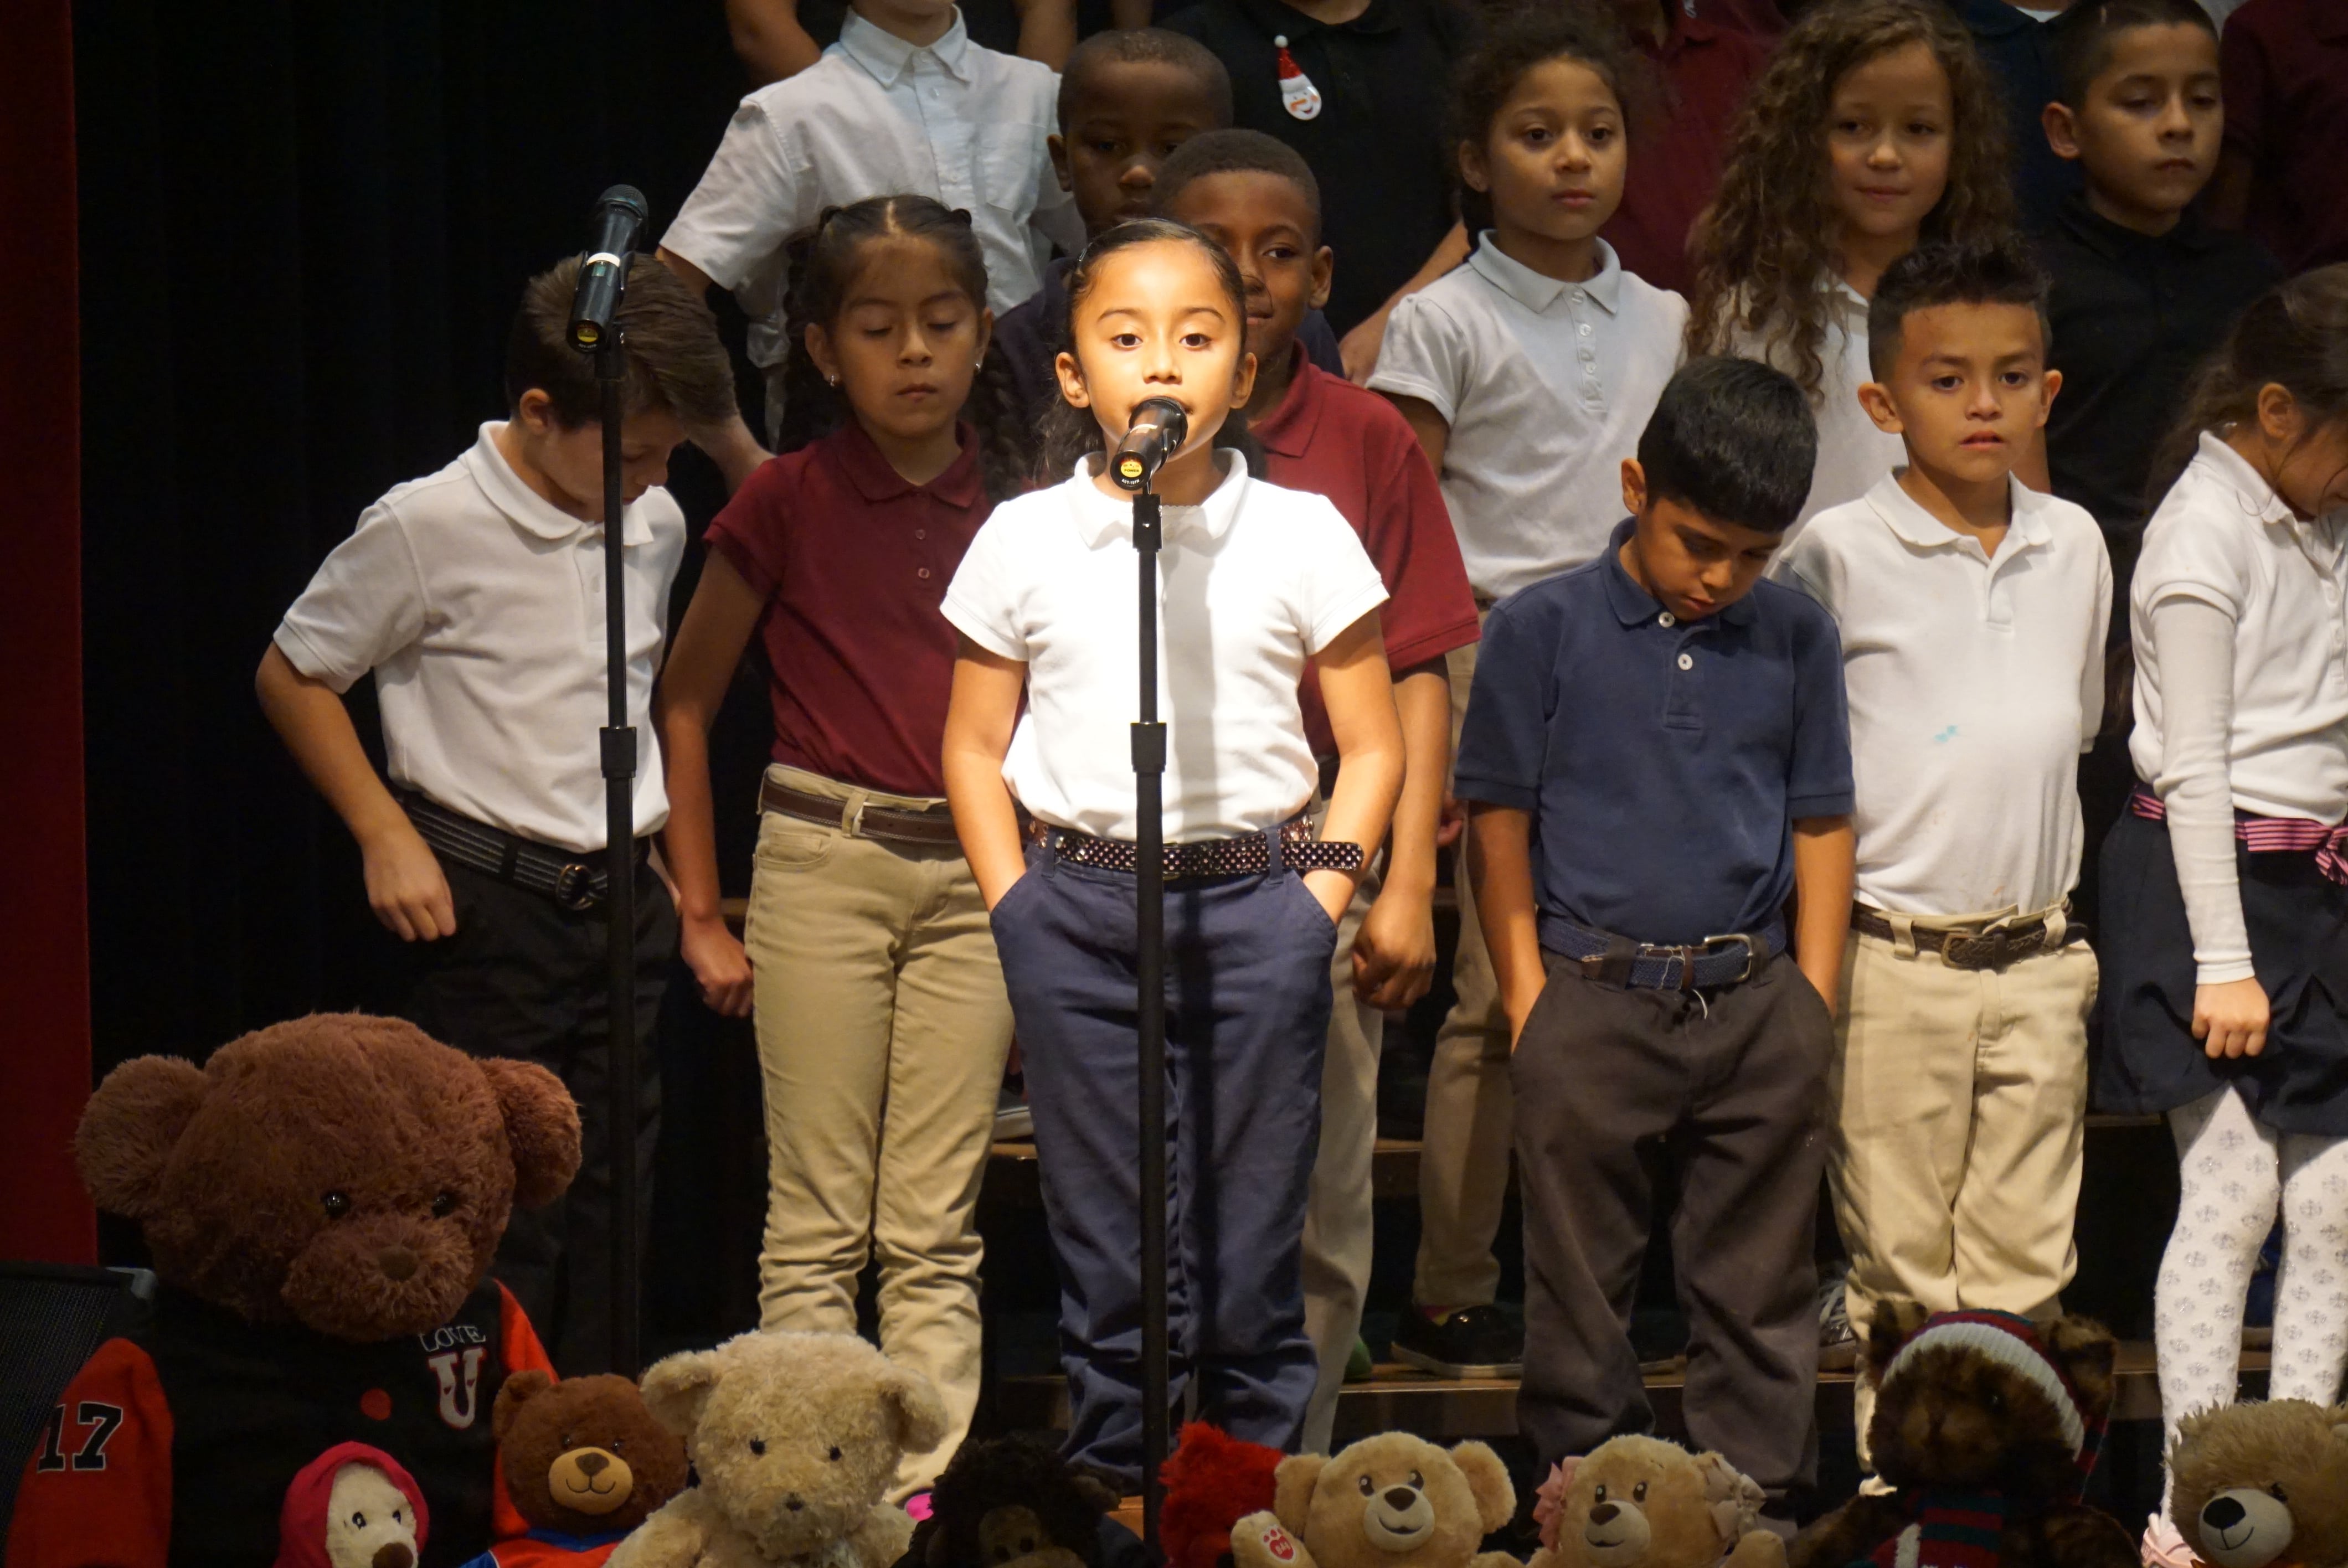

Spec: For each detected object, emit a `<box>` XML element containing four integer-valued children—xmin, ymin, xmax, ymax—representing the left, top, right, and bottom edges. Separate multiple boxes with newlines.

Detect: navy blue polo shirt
<box><xmin>1455</xmin><ymin>520</ymin><xmax>1853</xmax><ymax>948</ymax></box>
<box><xmin>1947</xmin><ymin>0</ymin><xmax>2086</xmax><ymax>231</ymax></box>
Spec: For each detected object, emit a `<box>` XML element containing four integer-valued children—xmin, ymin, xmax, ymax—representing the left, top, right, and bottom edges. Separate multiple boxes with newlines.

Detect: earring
<box><xmin>826</xmin><ymin>373</ymin><xmax>840</xmax><ymax>388</ymax></box>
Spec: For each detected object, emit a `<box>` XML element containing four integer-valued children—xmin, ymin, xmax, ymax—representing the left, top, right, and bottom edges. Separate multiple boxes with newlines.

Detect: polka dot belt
<box><xmin>1031</xmin><ymin>814</ymin><xmax>1364</xmax><ymax>882</ymax></box>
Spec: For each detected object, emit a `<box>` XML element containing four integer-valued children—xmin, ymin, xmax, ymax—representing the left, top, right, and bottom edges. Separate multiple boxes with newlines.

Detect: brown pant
<box><xmin>743</xmin><ymin>765</ymin><xmax>1013</xmax><ymax>1497</ymax></box>
<box><xmin>1513</xmin><ymin>950</ymin><xmax>1832</xmax><ymax>1519</ymax></box>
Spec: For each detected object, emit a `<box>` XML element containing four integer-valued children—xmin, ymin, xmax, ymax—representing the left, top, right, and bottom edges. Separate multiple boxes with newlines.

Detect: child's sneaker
<box><xmin>2142</xmin><ymin>1512</ymin><xmax>2201</xmax><ymax>1568</ymax></box>
<box><xmin>1391</xmin><ymin>1303</ymin><xmax>1523</xmax><ymax>1378</ymax></box>
<box><xmin>1819</xmin><ymin>1267</ymin><xmax>1858</xmax><ymax>1372</ymax></box>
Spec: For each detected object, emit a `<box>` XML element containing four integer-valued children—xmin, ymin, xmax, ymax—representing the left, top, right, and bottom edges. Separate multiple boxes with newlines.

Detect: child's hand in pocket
<box><xmin>2193</xmin><ymin>976</ymin><xmax>2269</xmax><ymax>1059</ymax></box>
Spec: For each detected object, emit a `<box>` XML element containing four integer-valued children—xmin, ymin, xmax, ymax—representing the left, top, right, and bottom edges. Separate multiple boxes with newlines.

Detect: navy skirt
<box><xmin>2095</xmin><ymin>808</ymin><xmax>2348</xmax><ymax>1134</ymax></box>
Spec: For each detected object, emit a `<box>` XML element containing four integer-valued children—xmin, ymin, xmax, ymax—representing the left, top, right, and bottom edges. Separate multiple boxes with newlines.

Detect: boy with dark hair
<box><xmin>255</xmin><ymin>256</ymin><xmax>737</xmax><ymax>1374</ymax></box>
<box><xmin>993</xmin><ymin>32</ymin><xmax>1343</xmax><ymax>426</ymax></box>
<box><xmin>1772</xmin><ymin>239</ymin><xmax>2110</xmax><ymax>1480</ymax></box>
<box><xmin>1156</xmin><ymin>128</ymin><xmax>1480</xmax><ymax>1452</ymax></box>
<box><xmin>1460</xmin><ymin>354</ymin><xmax>1852</xmax><ymax>1528</ymax></box>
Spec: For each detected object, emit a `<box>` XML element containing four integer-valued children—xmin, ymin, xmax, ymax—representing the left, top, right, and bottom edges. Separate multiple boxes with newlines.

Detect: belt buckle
<box><xmin>1697</xmin><ymin>932</ymin><xmax>1759</xmax><ymax>985</ymax></box>
<box><xmin>554</xmin><ymin>862</ymin><xmax>601</xmax><ymax>913</ymax></box>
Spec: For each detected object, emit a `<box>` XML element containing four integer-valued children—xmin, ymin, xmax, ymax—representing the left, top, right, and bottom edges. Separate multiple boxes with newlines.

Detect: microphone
<box><xmin>1112</xmin><ymin>398</ymin><xmax>1191</xmax><ymax>492</ymax></box>
<box><xmin>567</xmin><ymin>185</ymin><xmax>651</xmax><ymax>352</ymax></box>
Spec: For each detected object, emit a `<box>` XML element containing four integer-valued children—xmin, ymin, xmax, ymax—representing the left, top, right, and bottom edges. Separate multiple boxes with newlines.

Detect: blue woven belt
<box><xmin>1540</xmin><ymin>915</ymin><xmax>1784</xmax><ymax>990</ymax></box>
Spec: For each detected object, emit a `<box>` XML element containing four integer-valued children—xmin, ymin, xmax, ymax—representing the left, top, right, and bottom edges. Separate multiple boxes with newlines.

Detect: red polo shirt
<box><xmin>2221</xmin><ymin>0</ymin><xmax>2348</xmax><ymax>274</ymax></box>
<box><xmin>1254</xmin><ymin>352</ymin><xmax>1480</xmax><ymax>757</ymax></box>
<box><xmin>1602</xmin><ymin>9</ymin><xmax>1773</xmax><ymax>295</ymax></box>
<box><xmin>703</xmin><ymin>423</ymin><xmax>990</xmax><ymax>798</ymax></box>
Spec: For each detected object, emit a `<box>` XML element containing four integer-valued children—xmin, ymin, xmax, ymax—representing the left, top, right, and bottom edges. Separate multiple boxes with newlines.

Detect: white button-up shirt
<box><xmin>660</xmin><ymin>9</ymin><xmax>1082</xmax><ymax>370</ymax></box>
<box><xmin>274</xmin><ymin>424</ymin><xmax>683</xmax><ymax>853</ymax></box>
<box><xmin>1774</xmin><ymin>471</ymin><xmax>2112</xmax><ymax>915</ymax></box>
<box><xmin>1369</xmin><ymin>235</ymin><xmax>1686</xmax><ymax>600</ymax></box>
<box><xmin>944</xmin><ymin>455</ymin><xmax>1388</xmax><ymax>842</ymax></box>
<box><xmin>1729</xmin><ymin>279</ymin><xmax>1909</xmax><ymax>540</ymax></box>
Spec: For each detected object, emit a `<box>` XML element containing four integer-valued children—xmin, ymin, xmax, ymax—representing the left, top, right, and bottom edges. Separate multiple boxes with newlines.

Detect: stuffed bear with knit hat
<box><xmin>1788</xmin><ymin>1306</ymin><xmax>2136</xmax><ymax>1568</ymax></box>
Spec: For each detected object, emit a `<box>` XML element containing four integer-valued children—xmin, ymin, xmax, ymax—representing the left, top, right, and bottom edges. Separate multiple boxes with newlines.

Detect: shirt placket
<box><xmin>913</xmin><ymin>54</ymin><xmax>972</xmax><ymax>212</ymax></box>
<box><xmin>1567</xmin><ymin>289</ymin><xmax>1605</xmax><ymax>410</ymax></box>
<box><xmin>1657</xmin><ymin>609</ymin><xmax>1702</xmax><ymax>729</ymax></box>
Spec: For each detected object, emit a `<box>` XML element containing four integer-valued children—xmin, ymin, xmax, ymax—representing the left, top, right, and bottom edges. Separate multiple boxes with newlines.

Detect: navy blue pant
<box><xmin>989</xmin><ymin>834</ymin><xmax>1338</xmax><ymax>1484</ymax></box>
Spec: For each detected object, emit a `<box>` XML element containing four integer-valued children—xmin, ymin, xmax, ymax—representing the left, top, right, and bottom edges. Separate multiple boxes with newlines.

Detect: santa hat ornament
<box><xmin>1272</xmin><ymin>37</ymin><xmax>1321</xmax><ymax>120</ymax></box>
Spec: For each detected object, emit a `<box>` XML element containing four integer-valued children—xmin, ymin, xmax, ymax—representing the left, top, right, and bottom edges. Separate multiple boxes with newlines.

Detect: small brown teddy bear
<box><xmin>908</xmin><ymin>1432</ymin><xmax>1124</xmax><ymax>1568</ymax></box>
<box><xmin>1229</xmin><ymin>1432</ymin><xmax>1521</xmax><ymax>1568</ymax></box>
<box><xmin>1527</xmin><ymin>1436</ymin><xmax>1785</xmax><ymax>1568</ymax></box>
<box><xmin>2167</xmin><ymin>1400</ymin><xmax>2348</xmax><ymax>1568</ymax></box>
<box><xmin>482</xmin><ymin>1371</ymin><xmax>691</xmax><ymax>1556</ymax></box>
<box><xmin>611</xmin><ymin>1330</ymin><xmax>949</xmax><ymax>1568</ymax></box>
<box><xmin>6</xmin><ymin>1013</ymin><xmax>580</xmax><ymax>1568</ymax></box>
<box><xmin>1790</xmin><ymin>1307</ymin><xmax>2136</xmax><ymax>1568</ymax></box>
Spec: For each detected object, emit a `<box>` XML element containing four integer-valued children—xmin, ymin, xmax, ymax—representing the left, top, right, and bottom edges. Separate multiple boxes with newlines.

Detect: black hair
<box><xmin>1040</xmin><ymin>217</ymin><xmax>1264</xmax><ymax>478</ymax></box>
<box><xmin>2052</xmin><ymin>0</ymin><xmax>2218</xmax><ymax>109</ymax></box>
<box><xmin>1151</xmin><ymin>128</ymin><xmax>1322</xmax><ymax>241</ymax></box>
<box><xmin>774</xmin><ymin>195</ymin><xmax>1033</xmax><ymax>504</ymax></box>
<box><xmin>1635</xmin><ymin>355</ymin><xmax>1818</xmax><ymax>535</ymax></box>
<box><xmin>2154</xmin><ymin>263</ymin><xmax>2348</xmax><ymax>503</ymax></box>
<box><xmin>1448</xmin><ymin>2</ymin><xmax>1645</xmax><ymax>244</ymax></box>
<box><xmin>505</xmin><ymin>255</ymin><xmax>736</xmax><ymax>431</ymax></box>
<box><xmin>1866</xmin><ymin>238</ymin><xmax>2052</xmax><ymax>381</ymax></box>
<box><xmin>1057</xmin><ymin>28</ymin><xmax>1234</xmax><ymax>133</ymax></box>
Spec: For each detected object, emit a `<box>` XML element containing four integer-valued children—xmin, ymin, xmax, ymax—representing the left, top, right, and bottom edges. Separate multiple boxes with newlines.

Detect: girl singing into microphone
<box><xmin>940</xmin><ymin>218</ymin><xmax>1404</xmax><ymax>1483</ymax></box>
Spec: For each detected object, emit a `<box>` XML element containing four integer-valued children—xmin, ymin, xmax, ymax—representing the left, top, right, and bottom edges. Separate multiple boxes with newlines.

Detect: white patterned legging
<box><xmin>2155</xmin><ymin>1085</ymin><xmax>2348</xmax><ymax>1493</ymax></box>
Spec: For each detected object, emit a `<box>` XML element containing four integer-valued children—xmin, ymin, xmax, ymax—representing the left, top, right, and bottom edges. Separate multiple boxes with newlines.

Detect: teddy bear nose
<box><xmin>1590</xmin><ymin>1503</ymin><xmax>1620</xmax><ymax>1526</ymax></box>
<box><xmin>1383</xmin><ymin>1487</ymin><xmax>1418</xmax><ymax>1511</ymax></box>
<box><xmin>787</xmin><ymin>1494</ymin><xmax>805</xmax><ymax>1512</ymax></box>
<box><xmin>575</xmin><ymin>1450</ymin><xmax>609</xmax><ymax>1477</ymax></box>
<box><xmin>2205</xmin><ymin>1498</ymin><xmax>2247</xmax><ymax>1531</ymax></box>
<box><xmin>377</xmin><ymin>1246</ymin><xmax>418</xmax><ymax>1282</ymax></box>
<box><xmin>373</xmin><ymin>1545</ymin><xmax>413</xmax><ymax>1568</ymax></box>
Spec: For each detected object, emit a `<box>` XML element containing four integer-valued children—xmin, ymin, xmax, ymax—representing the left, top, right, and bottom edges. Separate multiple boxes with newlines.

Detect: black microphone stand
<box><xmin>1129</xmin><ymin>472</ymin><xmax>1170</xmax><ymax>1554</ymax></box>
<box><xmin>595</xmin><ymin>326</ymin><xmax>642</xmax><ymax>1380</ymax></box>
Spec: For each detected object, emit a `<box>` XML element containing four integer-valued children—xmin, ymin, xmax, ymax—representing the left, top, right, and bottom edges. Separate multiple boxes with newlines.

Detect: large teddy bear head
<box><xmin>640</xmin><ymin>1329</ymin><xmax>948</xmax><ymax>1560</ymax></box>
<box><xmin>1530</xmin><ymin>1436</ymin><xmax>1783</xmax><ymax>1568</ymax></box>
<box><xmin>75</xmin><ymin>1012</ymin><xmax>579</xmax><ymax>1341</ymax></box>
<box><xmin>493</xmin><ymin>1370</ymin><xmax>690</xmax><ymax>1536</ymax></box>
<box><xmin>1863</xmin><ymin>1306</ymin><xmax>2118</xmax><ymax>1500</ymax></box>
<box><xmin>2168</xmin><ymin>1400</ymin><xmax>2348</xmax><ymax>1568</ymax></box>
<box><xmin>1269</xmin><ymin>1433</ymin><xmax>1515</xmax><ymax>1568</ymax></box>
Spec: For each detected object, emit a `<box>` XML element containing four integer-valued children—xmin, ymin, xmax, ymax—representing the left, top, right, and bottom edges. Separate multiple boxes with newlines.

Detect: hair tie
<box><xmin>948</xmin><ymin>208</ymin><xmax>975</xmax><ymax>228</ymax></box>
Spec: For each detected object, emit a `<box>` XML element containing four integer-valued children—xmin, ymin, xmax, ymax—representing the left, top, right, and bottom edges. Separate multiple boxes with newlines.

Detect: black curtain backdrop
<box><xmin>76</xmin><ymin>3</ymin><xmax>775</xmax><ymax>1342</ymax></box>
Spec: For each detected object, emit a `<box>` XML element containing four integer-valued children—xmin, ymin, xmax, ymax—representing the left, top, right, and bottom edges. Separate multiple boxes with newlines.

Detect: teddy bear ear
<box><xmin>75</xmin><ymin>1055</ymin><xmax>209</xmax><ymax>1220</ymax></box>
<box><xmin>1272</xmin><ymin>1453</ymin><xmax>1326</xmax><ymax>1534</ymax></box>
<box><xmin>1449</xmin><ymin>1442</ymin><xmax>1516</xmax><ymax>1535</ymax></box>
<box><xmin>475</xmin><ymin>1058</ymin><xmax>581</xmax><ymax>1210</ymax></box>
<box><xmin>1862</xmin><ymin>1300</ymin><xmax>1929</xmax><ymax>1389</ymax></box>
<box><xmin>877</xmin><ymin>1358</ymin><xmax>950</xmax><ymax>1456</ymax></box>
<box><xmin>492</xmin><ymin>1368</ymin><xmax>555</xmax><ymax>1443</ymax></box>
<box><xmin>2040</xmin><ymin>1316</ymin><xmax>2118</xmax><ymax>1413</ymax></box>
<box><xmin>640</xmin><ymin>1348</ymin><xmax>725</xmax><ymax>1437</ymax></box>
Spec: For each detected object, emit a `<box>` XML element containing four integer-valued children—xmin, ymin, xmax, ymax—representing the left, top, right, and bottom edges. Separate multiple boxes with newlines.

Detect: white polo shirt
<box><xmin>273</xmin><ymin>423</ymin><xmax>684</xmax><ymax>854</ymax></box>
<box><xmin>659</xmin><ymin>9</ymin><xmax>1081</xmax><ymax>373</ymax></box>
<box><xmin>943</xmin><ymin>454</ymin><xmax>1388</xmax><ymax>842</ymax></box>
<box><xmin>2129</xmin><ymin>431</ymin><xmax>2348</xmax><ymax>823</ymax></box>
<box><xmin>1729</xmin><ymin>280</ymin><xmax>1907</xmax><ymax>539</ymax></box>
<box><xmin>1774</xmin><ymin>472</ymin><xmax>2111</xmax><ymax>916</ymax></box>
<box><xmin>1367</xmin><ymin>235</ymin><xmax>1685</xmax><ymax>600</ymax></box>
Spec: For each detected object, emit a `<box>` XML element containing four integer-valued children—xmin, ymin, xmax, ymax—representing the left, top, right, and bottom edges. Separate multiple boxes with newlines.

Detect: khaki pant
<box><xmin>1301</xmin><ymin>860</ymin><xmax>1383</xmax><ymax>1452</ymax></box>
<box><xmin>1416</xmin><ymin>628</ymin><xmax>1516</xmax><ymax>1308</ymax></box>
<box><xmin>743</xmin><ymin>765</ymin><xmax>1013</xmax><ymax>1496</ymax></box>
<box><xmin>1830</xmin><ymin>924</ymin><xmax>2098</xmax><ymax>1463</ymax></box>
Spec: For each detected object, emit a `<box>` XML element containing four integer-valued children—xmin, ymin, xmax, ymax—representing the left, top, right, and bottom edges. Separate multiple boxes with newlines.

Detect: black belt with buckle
<box><xmin>1031</xmin><ymin>814</ymin><xmax>1363</xmax><ymax>883</ymax></box>
<box><xmin>1849</xmin><ymin>904</ymin><xmax>2066</xmax><ymax>971</ymax></box>
<box><xmin>398</xmin><ymin>790</ymin><xmax>646</xmax><ymax>913</ymax></box>
<box><xmin>1542</xmin><ymin>914</ymin><xmax>1783</xmax><ymax>990</ymax></box>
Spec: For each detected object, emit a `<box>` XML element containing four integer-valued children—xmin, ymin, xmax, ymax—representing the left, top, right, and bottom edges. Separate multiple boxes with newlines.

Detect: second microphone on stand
<box><xmin>1113</xmin><ymin>398</ymin><xmax>1190</xmax><ymax>492</ymax></box>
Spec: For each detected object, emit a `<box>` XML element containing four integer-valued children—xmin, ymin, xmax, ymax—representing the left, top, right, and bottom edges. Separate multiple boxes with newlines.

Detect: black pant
<box><xmin>394</xmin><ymin>855</ymin><xmax>674</xmax><ymax>1374</ymax></box>
<box><xmin>1511</xmin><ymin>950</ymin><xmax>1832</xmax><ymax>1519</ymax></box>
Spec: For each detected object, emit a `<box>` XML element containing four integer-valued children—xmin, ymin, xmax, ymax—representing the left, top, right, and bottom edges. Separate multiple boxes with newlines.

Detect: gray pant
<box><xmin>1512</xmin><ymin>948</ymin><xmax>1831</xmax><ymax>1518</ymax></box>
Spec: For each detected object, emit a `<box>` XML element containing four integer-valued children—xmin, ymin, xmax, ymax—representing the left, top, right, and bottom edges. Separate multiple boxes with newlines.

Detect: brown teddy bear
<box><xmin>907</xmin><ymin>1432</ymin><xmax>1127</xmax><ymax>1568</ymax></box>
<box><xmin>1228</xmin><ymin>1432</ymin><xmax>1521</xmax><ymax>1568</ymax></box>
<box><xmin>5</xmin><ymin>1013</ymin><xmax>580</xmax><ymax>1568</ymax></box>
<box><xmin>612</xmin><ymin>1329</ymin><xmax>949</xmax><ymax>1568</ymax></box>
<box><xmin>1789</xmin><ymin>1308</ymin><xmax>2136</xmax><ymax>1568</ymax></box>
<box><xmin>1526</xmin><ymin>1436</ymin><xmax>1785</xmax><ymax>1568</ymax></box>
<box><xmin>2166</xmin><ymin>1399</ymin><xmax>2348</xmax><ymax>1568</ymax></box>
<box><xmin>452</xmin><ymin>1371</ymin><xmax>691</xmax><ymax>1566</ymax></box>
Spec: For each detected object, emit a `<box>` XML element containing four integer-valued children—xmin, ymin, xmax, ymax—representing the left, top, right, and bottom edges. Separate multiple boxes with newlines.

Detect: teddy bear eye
<box><xmin>351</xmin><ymin>1510</ymin><xmax>367</xmax><ymax>1526</ymax></box>
<box><xmin>1408</xmin><ymin>1471</ymin><xmax>1423</xmax><ymax>1488</ymax></box>
<box><xmin>2270</xmin><ymin>1484</ymin><xmax>2289</xmax><ymax>1502</ymax></box>
<box><xmin>322</xmin><ymin>1190</ymin><xmax>351</xmax><ymax>1219</ymax></box>
<box><xmin>1594</xmin><ymin>1485</ymin><xmax>1608</xmax><ymax>1503</ymax></box>
<box><xmin>1357</xmin><ymin>1475</ymin><xmax>1374</xmax><ymax>1497</ymax></box>
<box><xmin>431</xmin><ymin>1190</ymin><xmax>458</xmax><ymax>1218</ymax></box>
<box><xmin>612</xmin><ymin>1438</ymin><xmax>625</xmax><ymax>1453</ymax></box>
<box><xmin>750</xmin><ymin>1438</ymin><xmax>766</xmax><ymax>1456</ymax></box>
<box><xmin>829</xmin><ymin>1445</ymin><xmax>843</xmax><ymax>1461</ymax></box>
<box><xmin>1633</xmin><ymin>1483</ymin><xmax>1647</xmax><ymax>1502</ymax></box>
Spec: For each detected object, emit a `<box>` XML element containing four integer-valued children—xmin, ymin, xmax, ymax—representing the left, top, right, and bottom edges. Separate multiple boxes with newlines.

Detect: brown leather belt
<box><xmin>1849</xmin><ymin>904</ymin><xmax>2064</xmax><ymax>971</ymax></box>
<box><xmin>759</xmin><ymin>776</ymin><xmax>961</xmax><ymax>846</ymax></box>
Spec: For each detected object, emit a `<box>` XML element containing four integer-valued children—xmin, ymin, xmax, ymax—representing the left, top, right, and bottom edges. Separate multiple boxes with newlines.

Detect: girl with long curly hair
<box><xmin>654</xmin><ymin>194</ymin><xmax>1031</xmax><ymax>1499</ymax></box>
<box><xmin>1686</xmin><ymin>0</ymin><xmax>2014</xmax><ymax>534</ymax></box>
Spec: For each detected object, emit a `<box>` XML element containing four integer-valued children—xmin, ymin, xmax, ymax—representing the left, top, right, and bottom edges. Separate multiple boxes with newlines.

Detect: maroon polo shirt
<box><xmin>702</xmin><ymin>422</ymin><xmax>989</xmax><ymax>798</ymax></box>
<box><xmin>2221</xmin><ymin>0</ymin><xmax>2348</xmax><ymax>274</ymax></box>
<box><xmin>1254</xmin><ymin>350</ymin><xmax>1481</xmax><ymax>757</ymax></box>
<box><xmin>1602</xmin><ymin>9</ymin><xmax>1773</xmax><ymax>295</ymax></box>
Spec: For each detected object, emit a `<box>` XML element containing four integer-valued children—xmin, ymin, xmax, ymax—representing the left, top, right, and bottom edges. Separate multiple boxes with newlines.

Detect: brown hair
<box><xmin>1684</xmin><ymin>0</ymin><xmax>2015</xmax><ymax>401</ymax></box>
<box><xmin>1449</xmin><ymin>1</ymin><xmax>1650</xmax><ymax>246</ymax></box>
<box><xmin>504</xmin><ymin>254</ymin><xmax>737</xmax><ymax>431</ymax></box>
<box><xmin>2152</xmin><ymin>264</ymin><xmax>2348</xmax><ymax>506</ymax></box>
<box><xmin>775</xmin><ymin>194</ymin><xmax>1033</xmax><ymax>504</ymax></box>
